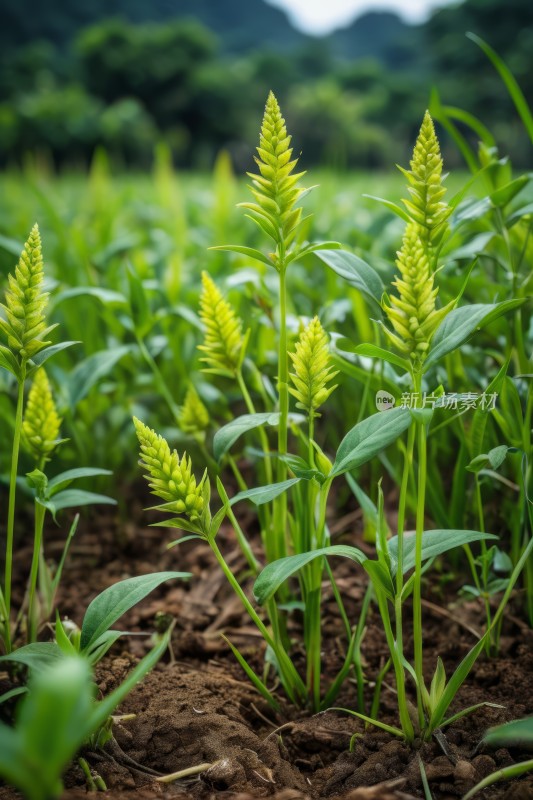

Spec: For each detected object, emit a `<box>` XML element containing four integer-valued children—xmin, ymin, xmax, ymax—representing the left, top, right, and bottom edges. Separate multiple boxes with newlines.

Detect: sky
<box><xmin>265</xmin><ymin>0</ymin><xmax>453</xmax><ymax>34</ymax></box>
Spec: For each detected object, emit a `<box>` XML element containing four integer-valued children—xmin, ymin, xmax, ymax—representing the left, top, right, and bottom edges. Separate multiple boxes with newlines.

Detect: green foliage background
<box><xmin>0</xmin><ymin>0</ymin><xmax>531</xmax><ymax>169</ymax></box>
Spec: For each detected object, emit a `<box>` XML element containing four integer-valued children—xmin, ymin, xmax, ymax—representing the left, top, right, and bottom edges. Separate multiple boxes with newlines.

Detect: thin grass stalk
<box><xmin>4</xmin><ymin>366</ymin><xmax>27</xmax><ymax>652</ymax></box>
<box><xmin>395</xmin><ymin>422</ymin><xmax>415</xmax><ymax>711</ymax></box>
<box><xmin>27</xmin><ymin>499</ymin><xmax>46</xmax><ymax>643</ymax></box>
<box><xmin>413</xmin><ymin>371</ymin><xmax>427</xmax><ymax>727</ymax></box>
<box><xmin>274</xmin><ymin>265</ymin><xmax>289</xmax><ymax>563</ymax></box>
<box><xmin>208</xmin><ymin>535</ymin><xmax>306</xmax><ymax>704</ymax></box>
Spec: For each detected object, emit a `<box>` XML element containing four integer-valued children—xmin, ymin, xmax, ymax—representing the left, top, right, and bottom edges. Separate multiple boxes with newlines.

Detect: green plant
<box><xmin>0</xmin><ymin>227</ymin><xmax>120</xmax><ymax>653</ymax></box>
<box><xmin>252</xmin><ymin>107</ymin><xmax>530</xmax><ymax>740</ymax></box>
<box><xmin>463</xmin><ymin>716</ymin><xmax>533</xmax><ymax>799</ymax></box>
<box><xmin>0</xmin><ymin>635</ymin><xmax>170</xmax><ymax>800</ymax></box>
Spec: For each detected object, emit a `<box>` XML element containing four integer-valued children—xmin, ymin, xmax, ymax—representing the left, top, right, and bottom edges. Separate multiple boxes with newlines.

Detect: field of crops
<box><xmin>0</xmin><ymin>82</ymin><xmax>532</xmax><ymax>800</ymax></box>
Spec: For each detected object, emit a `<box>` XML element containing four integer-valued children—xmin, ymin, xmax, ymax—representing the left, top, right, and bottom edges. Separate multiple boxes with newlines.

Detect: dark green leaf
<box><xmin>213</xmin><ymin>413</ymin><xmax>280</xmax><ymax>461</ymax></box>
<box><xmin>253</xmin><ymin>545</ymin><xmax>366</xmax><ymax>605</ymax></box>
<box><xmin>47</xmin><ymin>467</ymin><xmax>112</xmax><ymax>496</ymax></box>
<box><xmin>388</xmin><ymin>529</ymin><xmax>498</xmax><ymax>576</ymax></box>
<box><xmin>424</xmin><ymin>301</ymin><xmax>524</xmax><ymax>369</ymax></box>
<box><xmin>80</xmin><ymin>572</ymin><xmax>190</xmax><ymax>651</ymax></box>
<box><xmin>314</xmin><ymin>249</ymin><xmax>384</xmax><ymax>308</ymax></box>
<box><xmin>66</xmin><ymin>345</ymin><xmax>132</xmax><ymax>408</ymax></box>
<box><xmin>230</xmin><ymin>478</ymin><xmax>300</xmax><ymax>507</ymax></box>
<box><xmin>0</xmin><ymin>642</ymin><xmax>63</xmax><ymax>671</ymax></box>
<box><xmin>332</xmin><ymin>408</ymin><xmax>412</xmax><ymax>477</ymax></box>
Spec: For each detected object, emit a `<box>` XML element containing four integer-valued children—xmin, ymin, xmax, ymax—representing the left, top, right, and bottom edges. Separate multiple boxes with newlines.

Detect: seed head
<box><xmin>240</xmin><ymin>91</ymin><xmax>308</xmax><ymax>261</ymax></box>
<box><xmin>400</xmin><ymin>111</ymin><xmax>450</xmax><ymax>261</ymax></box>
<box><xmin>198</xmin><ymin>272</ymin><xmax>245</xmax><ymax>377</ymax></box>
<box><xmin>384</xmin><ymin>223</ymin><xmax>449</xmax><ymax>364</ymax></box>
<box><xmin>22</xmin><ymin>368</ymin><xmax>62</xmax><ymax>464</ymax></box>
<box><xmin>178</xmin><ymin>385</ymin><xmax>209</xmax><ymax>437</ymax></box>
<box><xmin>133</xmin><ymin>417</ymin><xmax>205</xmax><ymax>521</ymax></box>
<box><xmin>0</xmin><ymin>224</ymin><xmax>55</xmax><ymax>362</ymax></box>
<box><xmin>289</xmin><ymin>316</ymin><xmax>338</xmax><ymax>417</ymax></box>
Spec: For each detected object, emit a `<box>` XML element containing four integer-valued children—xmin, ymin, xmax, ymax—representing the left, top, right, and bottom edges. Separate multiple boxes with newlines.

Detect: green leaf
<box><xmin>429</xmin><ymin>636</ymin><xmax>487</xmax><ymax>730</ymax></box>
<box><xmin>221</xmin><ymin>634</ymin><xmax>279</xmax><ymax>710</ymax></box>
<box><xmin>363</xmin><ymin>560</ymin><xmax>394</xmax><ymax>601</ymax></box>
<box><xmin>80</xmin><ymin>572</ymin><xmax>190</xmax><ymax>652</ymax></box>
<box><xmin>467</xmin><ymin>33</ymin><xmax>533</xmax><ymax>143</ymax></box>
<box><xmin>45</xmin><ymin>489</ymin><xmax>116</xmax><ymax>514</ymax></box>
<box><xmin>287</xmin><ymin>241</ymin><xmax>342</xmax><ymax>265</ymax></box>
<box><xmin>53</xmin><ymin>286</ymin><xmax>128</xmax><ymax>307</ymax></box>
<box><xmin>84</xmin><ymin>630</ymin><xmax>128</xmax><ymax>665</ymax></box>
<box><xmin>332</xmin><ymin>408</ymin><xmax>412</xmax><ymax>477</ymax></box>
<box><xmin>253</xmin><ymin>545</ymin><xmax>366</xmax><ymax>605</ymax></box>
<box><xmin>66</xmin><ymin>345</ymin><xmax>133</xmax><ymax>408</ymax></box>
<box><xmin>0</xmin><ymin>686</ymin><xmax>27</xmax><ymax>705</ymax></box>
<box><xmin>230</xmin><ymin>478</ymin><xmax>300</xmax><ymax>507</ymax></box>
<box><xmin>467</xmin><ymin>446</ymin><xmax>510</xmax><ymax>473</ymax></box>
<box><xmin>0</xmin><ymin>642</ymin><xmax>63</xmax><ymax>672</ymax></box>
<box><xmin>127</xmin><ymin>263</ymin><xmax>151</xmax><ymax>336</ymax></box>
<box><xmin>388</xmin><ymin>529</ymin><xmax>498</xmax><ymax>576</ymax></box>
<box><xmin>490</xmin><ymin>175</ymin><xmax>531</xmax><ymax>208</ymax></box>
<box><xmin>484</xmin><ymin>716</ymin><xmax>533</xmax><ymax>747</ymax></box>
<box><xmin>0</xmin><ymin>345</ymin><xmax>21</xmax><ymax>379</ymax></box>
<box><xmin>314</xmin><ymin>249</ymin><xmax>384</xmax><ymax>308</ymax></box>
<box><xmin>362</xmin><ymin>195</ymin><xmax>412</xmax><ymax>224</ymax></box>
<box><xmin>28</xmin><ymin>341</ymin><xmax>80</xmax><ymax>371</ymax></box>
<box><xmin>47</xmin><ymin>467</ymin><xmax>112</xmax><ymax>496</ymax></box>
<box><xmin>213</xmin><ymin>412</ymin><xmax>280</xmax><ymax>461</ymax></box>
<box><xmin>209</xmin><ymin>245</ymin><xmax>273</xmax><ymax>267</ymax></box>
<box><xmin>345</xmin><ymin>342</ymin><xmax>411</xmax><ymax>373</ymax></box>
<box><xmin>424</xmin><ymin>300</ymin><xmax>524</xmax><ymax>370</ymax></box>
<box><xmin>0</xmin><ymin>656</ymin><xmax>94</xmax><ymax>800</ymax></box>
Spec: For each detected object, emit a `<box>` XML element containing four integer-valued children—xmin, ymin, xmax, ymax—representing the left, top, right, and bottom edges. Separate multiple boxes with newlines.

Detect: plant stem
<box><xmin>413</xmin><ymin>371</ymin><xmax>427</xmax><ymax>727</ymax></box>
<box><xmin>274</xmin><ymin>266</ymin><xmax>289</xmax><ymax>562</ymax></box>
<box><xmin>375</xmin><ymin>587</ymin><xmax>414</xmax><ymax>741</ymax></box>
<box><xmin>237</xmin><ymin>369</ymin><xmax>272</xmax><ymax>483</ymax></box>
<box><xmin>4</xmin><ymin>365</ymin><xmax>26</xmax><ymax>653</ymax></box>
<box><xmin>208</xmin><ymin>535</ymin><xmax>306</xmax><ymax>704</ymax></box>
<box><xmin>137</xmin><ymin>336</ymin><xmax>181</xmax><ymax>424</ymax></box>
<box><xmin>27</xmin><ymin>499</ymin><xmax>46</xmax><ymax>642</ymax></box>
<box><xmin>463</xmin><ymin>759</ymin><xmax>533</xmax><ymax>800</ymax></box>
<box><xmin>392</xmin><ymin>421</ymin><xmax>416</xmax><ymax>732</ymax></box>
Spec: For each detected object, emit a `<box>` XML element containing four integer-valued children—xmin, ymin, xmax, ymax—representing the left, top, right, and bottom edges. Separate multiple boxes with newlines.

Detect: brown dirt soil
<box><xmin>1</xmin><ymin>494</ymin><xmax>533</xmax><ymax>800</ymax></box>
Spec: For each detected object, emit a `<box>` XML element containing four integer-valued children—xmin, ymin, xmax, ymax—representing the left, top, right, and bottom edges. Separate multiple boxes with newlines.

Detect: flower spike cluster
<box><xmin>198</xmin><ymin>272</ymin><xmax>246</xmax><ymax>378</ymax></box>
<box><xmin>240</xmin><ymin>91</ymin><xmax>308</xmax><ymax>265</ymax></box>
<box><xmin>0</xmin><ymin>224</ymin><xmax>55</xmax><ymax>363</ymax></box>
<box><xmin>383</xmin><ymin>223</ymin><xmax>450</xmax><ymax>363</ymax></box>
<box><xmin>399</xmin><ymin>111</ymin><xmax>450</xmax><ymax>262</ymax></box>
<box><xmin>133</xmin><ymin>417</ymin><xmax>205</xmax><ymax>522</ymax></box>
<box><xmin>178</xmin><ymin>385</ymin><xmax>209</xmax><ymax>438</ymax></box>
<box><xmin>289</xmin><ymin>317</ymin><xmax>338</xmax><ymax>418</ymax></box>
<box><xmin>22</xmin><ymin>368</ymin><xmax>63</xmax><ymax>464</ymax></box>
<box><xmin>384</xmin><ymin>112</ymin><xmax>452</xmax><ymax>366</ymax></box>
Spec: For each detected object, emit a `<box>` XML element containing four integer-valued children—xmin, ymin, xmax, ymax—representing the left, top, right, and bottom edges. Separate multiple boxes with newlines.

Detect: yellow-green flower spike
<box><xmin>399</xmin><ymin>111</ymin><xmax>450</xmax><ymax>261</ymax></box>
<box><xmin>0</xmin><ymin>224</ymin><xmax>55</xmax><ymax>362</ymax></box>
<box><xmin>22</xmin><ymin>368</ymin><xmax>62</xmax><ymax>464</ymax></box>
<box><xmin>133</xmin><ymin>417</ymin><xmax>205</xmax><ymax>521</ymax></box>
<box><xmin>384</xmin><ymin>223</ymin><xmax>451</xmax><ymax>365</ymax></box>
<box><xmin>289</xmin><ymin>316</ymin><xmax>338</xmax><ymax>417</ymax></box>
<box><xmin>178</xmin><ymin>385</ymin><xmax>209</xmax><ymax>437</ymax></box>
<box><xmin>240</xmin><ymin>91</ymin><xmax>307</xmax><ymax>264</ymax></box>
<box><xmin>198</xmin><ymin>272</ymin><xmax>245</xmax><ymax>377</ymax></box>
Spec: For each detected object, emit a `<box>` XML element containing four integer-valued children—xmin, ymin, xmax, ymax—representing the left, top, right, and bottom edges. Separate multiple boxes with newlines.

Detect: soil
<box><xmin>1</xmin><ymin>487</ymin><xmax>533</xmax><ymax>800</ymax></box>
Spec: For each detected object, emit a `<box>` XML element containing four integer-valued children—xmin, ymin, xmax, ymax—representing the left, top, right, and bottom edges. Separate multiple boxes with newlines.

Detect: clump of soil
<box><xmin>1</xmin><ymin>500</ymin><xmax>533</xmax><ymax>799</ymax></box>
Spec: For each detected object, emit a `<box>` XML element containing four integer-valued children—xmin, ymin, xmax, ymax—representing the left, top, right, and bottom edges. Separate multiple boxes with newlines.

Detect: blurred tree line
<box><xmin>0</xmin><ymin>0</ymin><xmax>531</xmax><ymax>170</ymax></box>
